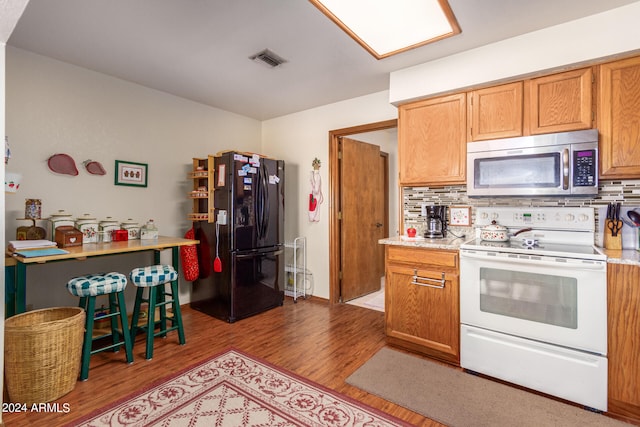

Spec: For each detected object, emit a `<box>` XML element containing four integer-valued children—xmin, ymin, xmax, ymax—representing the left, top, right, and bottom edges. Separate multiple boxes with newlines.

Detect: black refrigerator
<box><xmin>191</xmin><ymin>152</ymin><xmax>285</xmax><ymax>322</ymax></box>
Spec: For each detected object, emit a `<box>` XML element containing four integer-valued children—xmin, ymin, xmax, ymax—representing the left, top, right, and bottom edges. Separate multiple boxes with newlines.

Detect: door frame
<box><xmin>328</xmin><ymin>119</ymin><xmax>397</xmax><ymax>304</ymax></box>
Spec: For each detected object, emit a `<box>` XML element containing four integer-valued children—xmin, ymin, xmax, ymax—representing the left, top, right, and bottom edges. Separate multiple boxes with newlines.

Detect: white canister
<box><xmin>121</xmin><ymin>219</ymin><xmax>141</xmax><ymax>240</ymax></box>
<box><xmin>140</xmin><ymin>219</ymin><xmax>158</xmax><ymax>240</ymax></box>
<box><xmin>48</xmin><ymin>210</ymin><xmax>74</xmax><ymax>240</ymax></box>
<box><xmin>76</xmin><ymin>214</ymin><xmax>99</xmax><ymax>244</ymax></box>
<box><xmin>99</xmin><ymin>217</ymin><xmax>119</xmax><ymax>243</ymax></box>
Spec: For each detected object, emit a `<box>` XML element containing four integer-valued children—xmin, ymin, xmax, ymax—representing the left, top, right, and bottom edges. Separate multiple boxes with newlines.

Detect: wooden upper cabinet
<box><xmin>528</xmin><ymin>67</ymin><xmax>594</xmax><ymax>135</ymax></box>
<box><xmin>468</xmin><ymin>82</ymin><xmax>523</xmax><ymax>141</ymax></box>
<box><xmin>398</xmin><ymin>93</ymin><xmax>466</xmax><ymax>186</ymax></box>
<box><xmin>599</xmin><ymin>56</ymin><xmax>640</xmax><ymax>179</ymax></box>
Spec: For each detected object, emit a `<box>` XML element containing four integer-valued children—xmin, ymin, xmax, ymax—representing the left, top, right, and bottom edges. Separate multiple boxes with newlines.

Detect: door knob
<box><xmin>375</xmin><ymin>222</ymin><xmax>383</xmax><ymax>228</ymax></box>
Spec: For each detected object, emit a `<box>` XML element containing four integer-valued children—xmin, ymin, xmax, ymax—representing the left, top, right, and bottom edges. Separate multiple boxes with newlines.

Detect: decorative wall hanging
<box><xmin>115</xmin><ymin>160</ymin><xmax>148</xmax><ymax>187</ymax></box>
<box><xmin>449</xmin><ymin>206</ymin><xmax>471</xmax><ymax>226</ymax></box>
<box><xmin>308</xmin><ymin>158</ymin><xmax>323</xmax><ymax>222</ymax></box>
<box><xmin>5</xmin><ymin>136</ymin><xmax>11</xmax><ymax>165</ymax></box>
<box><xmin>47</xmin><ymin>153</ymin><xmax>79</xmax><ymax>176</ymax></box>
<box><xmin>83</xmin><ymin>159</ymin><xmax>107</xmax><ymax>175</ymax></box>
<box><xmin>25</xmin><ymin>199</ymin><xmax>42</xmax><ymax>219</ymax></box>
<box><xmin>5</xmin><ymin>172</ymin><xmax>21</xmax><ymax>193</ymax></box>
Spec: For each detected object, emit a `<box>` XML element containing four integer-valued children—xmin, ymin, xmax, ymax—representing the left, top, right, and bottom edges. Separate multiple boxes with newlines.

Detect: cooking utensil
<box><xmin>606</xmin><ymin>202</ymin><xmax>623</xmax><ymax>237</ymax></box>
<box><xmin>622</xmin><ymin>217</ymin><xmax>640</xmax><ymax>228</ymax></box>
<box><xmin>479</xmin><ymin>220</ymin><xmax>532</xmax><ymax>242</ymax></box>
<box><xmin>628</xmin><ymin>210</ymin><xmax>640</xmax><ymax>227</ymax></box>
<box><xmin>213</xmin><ymin>221</ymin><xmax>222</xmax><ymax>273</ymax></box>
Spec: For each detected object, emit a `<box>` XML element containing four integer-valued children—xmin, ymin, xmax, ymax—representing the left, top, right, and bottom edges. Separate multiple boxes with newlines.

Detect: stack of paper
<box><xmin>8</xmin><ymin>240</ymin><xmax>57</xmax><ymax>252</ymax></box>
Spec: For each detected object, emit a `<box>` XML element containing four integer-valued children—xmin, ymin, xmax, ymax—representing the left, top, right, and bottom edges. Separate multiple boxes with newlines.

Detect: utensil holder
<box><xmin>604</xmin><ymin>220</ymin><xmax>622</xmax><ymax>250</ymax></box>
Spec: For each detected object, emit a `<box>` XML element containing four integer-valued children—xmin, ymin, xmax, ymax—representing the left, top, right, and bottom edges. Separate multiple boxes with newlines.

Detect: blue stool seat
<box><xmin>67</xmin><ymin>272</ymin><xmax>127</xmax><ymax>297</ymax></box>
<box><xmin>66</xmin><ymin>272</ymin><xmax>133</xmax><ymax>381</ymax></box>
<box><xmin>130</xmin><ymin>265</ymin><xmax>178</xmax><ymax>287</ymax></box>
<box><xmin>129</xmin><ymin>265</ymin><xmax>185</xmax><ymax>360</ymax></box>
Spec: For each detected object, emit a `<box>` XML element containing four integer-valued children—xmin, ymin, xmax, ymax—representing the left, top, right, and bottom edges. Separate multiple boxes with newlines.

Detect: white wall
<box><xmin>390</xmin><ymin>2</ymin><xmax>640</xmax><ymax>105</ymax></box>
<box><xmin>5</xmin><ymin>47</ymin><xmax>262</xmax><ymax>309</ymax></box>
<box><xmin>261</xmin><ymin>91</ymin><xmax>398</xmax><ymax>299</ymax></box>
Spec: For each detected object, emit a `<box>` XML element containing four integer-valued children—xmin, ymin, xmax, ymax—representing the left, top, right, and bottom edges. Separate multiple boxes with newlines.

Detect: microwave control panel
<box><xmin>573</xmin><ymin>149</ymin><xmax>597</xmax><ymax>187</ymax></box>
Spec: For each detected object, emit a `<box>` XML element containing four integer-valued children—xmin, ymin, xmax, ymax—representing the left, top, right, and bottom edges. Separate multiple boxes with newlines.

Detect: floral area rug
<box><xmin>71</xmin><ymin>348</ymin><xmax>410</xmax><ymax>427</ymax></box>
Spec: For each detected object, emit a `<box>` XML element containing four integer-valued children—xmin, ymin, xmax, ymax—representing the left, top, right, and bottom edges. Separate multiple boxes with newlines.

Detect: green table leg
<box><xmin>15</xmin><ymin>262</ymin><xmax>26</xmax><ymax>314</ymax></box>
<box><xmin>4</xmin><ymin>264</ymin><xmax>16</xmax><ymax>318</ymax></box>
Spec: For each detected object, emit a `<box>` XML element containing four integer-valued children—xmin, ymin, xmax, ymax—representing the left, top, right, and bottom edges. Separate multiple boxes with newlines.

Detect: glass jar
<box><xmin>25</xmin><ymin>199</ymin><xmax>42</xmax><ymax>220</ymax></box>
<box><xmin>99</xmin><ymin>217</ymin><xmax>119</xmax><ymax>243</ymax></box>
<box><xmin>140</xmin><ymin>219</ymin><xmax>158</xmax><ymax>240</ymax></box>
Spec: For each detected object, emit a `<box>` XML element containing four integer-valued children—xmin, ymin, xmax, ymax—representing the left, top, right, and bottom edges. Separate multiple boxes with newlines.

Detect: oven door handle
<box><xmin>411</xmin><ymin>270</ymin><xmax>446</xmax><ymax>289</ymax></box>
<box><xmin>460</xmin><ymin>251</ymin><xmax>605</xmax><ymax>271</ymax></box>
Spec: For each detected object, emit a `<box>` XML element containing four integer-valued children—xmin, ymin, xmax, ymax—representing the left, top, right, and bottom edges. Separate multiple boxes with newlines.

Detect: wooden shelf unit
<box><xmin>189</xmin><ymin>157</ymin><xmax>215</xmax><ymax>223</ymax></box>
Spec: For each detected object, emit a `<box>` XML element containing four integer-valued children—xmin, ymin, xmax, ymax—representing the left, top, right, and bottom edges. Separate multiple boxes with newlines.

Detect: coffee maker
<box><xmin>424</xmin><ymin>205</ymin><xmax>447</xmax><ymax>239</ymax></box>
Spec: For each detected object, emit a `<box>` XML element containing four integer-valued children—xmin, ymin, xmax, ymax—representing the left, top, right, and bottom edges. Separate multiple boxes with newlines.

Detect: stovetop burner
<box><xmin>461</xmin><ymin>207</ymin><xmax>606</xmax><ymax>261</ymax></box>
<box><xmin>462</xmin><ymin>237</ymin><xmax>604</xmax><ymax>259</ymax></box>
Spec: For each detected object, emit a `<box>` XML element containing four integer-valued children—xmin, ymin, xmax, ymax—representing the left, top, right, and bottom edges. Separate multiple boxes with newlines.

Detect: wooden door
<box><xmin>398</xmin><ymin>93</ymin><xmax>466</xmax><ymax>186</ymax></box>
<box><xmin>528</xmin><ymin>67</ymin><xmax>594</xmax><ymax>134</ymax></box>
<box><xmin>340</xmin><ymin>137</ymin><xmax>385</xmax><ymax>301</ymax></box>
<box><xmin>468</xmin><ymin>81</ymin><xmax>523</xmax><ymax>141</ymax></box>
<box><xmin>599</xmin><ymin>56</ymin><xmax>640</xmax><ymax>178</ymax></box>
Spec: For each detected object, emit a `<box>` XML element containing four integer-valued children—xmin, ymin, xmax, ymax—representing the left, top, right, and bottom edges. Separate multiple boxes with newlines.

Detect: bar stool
<box><xmin>129</xmin><ymin>265</ymin><xmax>185</xmax><ymax>360</ymax></box>
<box><xmin>66</xmin><ymin>272</ymin><xmax>134</xmax><ymax>381</ymax></box>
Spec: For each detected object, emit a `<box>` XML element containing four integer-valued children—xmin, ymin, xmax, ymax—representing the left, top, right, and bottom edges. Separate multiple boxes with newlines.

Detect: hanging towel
<box><xmin>180</xmin><ymin>228</ymin><xmax>199</xmax><ymax>281</ymax></box>
<box><xmin>308</xmin><ymin>170</ymin><xmax>323</xmax><ymax>222</ymax></box>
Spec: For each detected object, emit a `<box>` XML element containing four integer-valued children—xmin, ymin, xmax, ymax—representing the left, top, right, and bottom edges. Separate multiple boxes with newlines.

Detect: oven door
<box><xmin>460</xmin><ymin>249</ymin><xmax>607</xmax><ymax>355</ymax></box>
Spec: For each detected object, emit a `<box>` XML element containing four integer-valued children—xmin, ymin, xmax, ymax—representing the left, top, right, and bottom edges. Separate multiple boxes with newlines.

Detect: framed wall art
<box><xmin>115</xmin><ymin>160</ymin><xmax>148</xmax><ymax>187</ymax></box>
<box><xmin>449</xmin><ymin>206</ymin><xmax>471</xmax><ymax>226</ymax></box>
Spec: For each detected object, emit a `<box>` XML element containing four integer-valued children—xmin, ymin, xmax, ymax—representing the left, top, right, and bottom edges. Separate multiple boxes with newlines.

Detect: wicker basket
<box><xmin>4</xmin><ymin>307</ymin><xmax>85</xmax><ymax>404</ymax></box>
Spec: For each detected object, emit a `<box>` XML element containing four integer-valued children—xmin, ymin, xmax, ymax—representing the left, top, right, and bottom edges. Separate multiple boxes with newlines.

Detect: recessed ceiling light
<box><xmin>310</xmin><ymin>0</ymin><xmax>460</xmax><ymax>59</ymax></box>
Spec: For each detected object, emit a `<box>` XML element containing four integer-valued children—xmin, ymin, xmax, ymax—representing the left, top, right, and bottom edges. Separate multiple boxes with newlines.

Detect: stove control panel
<box><xmin>475</xmin><ymin>207</ymin><xmax>595</xmax><ymax>231</ymax></box>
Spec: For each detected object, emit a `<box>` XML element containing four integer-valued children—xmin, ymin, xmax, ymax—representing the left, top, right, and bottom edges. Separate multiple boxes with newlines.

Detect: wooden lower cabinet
<box><xmin>607</xmin><ymin>263</ymin><xmax>640</xmax><ymax>423</ymax></box>
<box><xmin>385</xmin><ymin>246</ymin><xmax>459</xmax><ymax>365</ymax></box>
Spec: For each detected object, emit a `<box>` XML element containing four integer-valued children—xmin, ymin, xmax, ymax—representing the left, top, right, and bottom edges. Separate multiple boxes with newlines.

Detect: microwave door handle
<box><xmin>562</xmin><ymin>148</ymin><xmax>570</xmax><ymax>190</ymax></box>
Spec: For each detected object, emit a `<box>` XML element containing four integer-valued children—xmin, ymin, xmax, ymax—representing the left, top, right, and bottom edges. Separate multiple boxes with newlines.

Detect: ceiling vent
<box><xmin>249</xmin><ymin>49</ymin><xmax>287</xmax><ymax>68</ymax></box>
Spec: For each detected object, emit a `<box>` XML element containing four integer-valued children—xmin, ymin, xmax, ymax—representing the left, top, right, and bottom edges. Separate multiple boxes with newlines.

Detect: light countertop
<box><xmin>379</xmin><ymin>235</ymin><xmax>468</xmax><ymax>251</ymax></box>
<box><xmin>380</xmin><ymin>236</ymin><xmax>640</xmax><ymax>266</ymax></box>
<box><xmin>599</xmin><ymin>248</ymin><xmax>640</xmax><ymax>266</ymax></box>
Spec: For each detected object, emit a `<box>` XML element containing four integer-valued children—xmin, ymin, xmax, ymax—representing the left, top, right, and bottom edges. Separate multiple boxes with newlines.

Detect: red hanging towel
<box><xmin>180</xmin><ymin>228</ymin><xmax>199</xmax><ymax>281</ymax></box>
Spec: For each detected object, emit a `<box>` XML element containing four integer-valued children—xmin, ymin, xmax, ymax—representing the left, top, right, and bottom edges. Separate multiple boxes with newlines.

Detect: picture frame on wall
<box><xmin>449</xmin><ymin>206</ymin><xmax>471</xmax><ymax>226</ymax></box>
<box><xmin>115</xmin><ymin>160</ymin><xmax>148</xmax><ymax>187</ymax></box>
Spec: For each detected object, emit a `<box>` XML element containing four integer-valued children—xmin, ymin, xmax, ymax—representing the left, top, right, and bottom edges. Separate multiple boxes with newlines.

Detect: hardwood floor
<box><xmin>3</xmin><ymin>297</ymin><xmax>443</xmax><ymax>426</ymax></box>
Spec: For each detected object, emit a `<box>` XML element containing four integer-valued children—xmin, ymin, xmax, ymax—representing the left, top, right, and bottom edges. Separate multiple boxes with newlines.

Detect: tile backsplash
<box><xmin>403</xmin><ymin>179</ymin><xmax>640</xmax><ymax>240</ymax></box>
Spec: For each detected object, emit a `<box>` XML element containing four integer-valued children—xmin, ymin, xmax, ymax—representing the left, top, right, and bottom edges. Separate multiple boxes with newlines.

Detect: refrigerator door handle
<box><xmin>235</xmin><ymin>249</ymin><xmax>284</xmax><ymax>259</ymax></box>
<box><xmin>261</xmin><ymin>162</ymin><xmax>270</xmax><ymax>237</ymax></box>
<box><xmin>256</xmin><ymin>162</ymin><xmax>269</xmax><ymax>240</ymax></box>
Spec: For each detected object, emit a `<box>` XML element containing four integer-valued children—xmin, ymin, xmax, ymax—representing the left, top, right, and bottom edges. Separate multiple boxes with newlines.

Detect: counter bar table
<box><xmin>7</xmin><ymin>236</ymin><xmax>198</xmax><ymax>316</ymax></box>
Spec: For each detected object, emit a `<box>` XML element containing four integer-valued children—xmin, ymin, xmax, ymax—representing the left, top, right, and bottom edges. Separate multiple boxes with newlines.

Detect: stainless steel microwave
<box><xmin>467</xmin><ymin>129</ymin><xmax>598</xmax><ymax>197</ymax></box>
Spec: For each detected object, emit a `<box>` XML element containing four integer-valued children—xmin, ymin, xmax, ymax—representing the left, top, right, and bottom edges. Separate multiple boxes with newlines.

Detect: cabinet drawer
<box><xmin>387</xmin><ymin>246</ymin><xmax>458</xmax><ymax>269</ymax></box>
